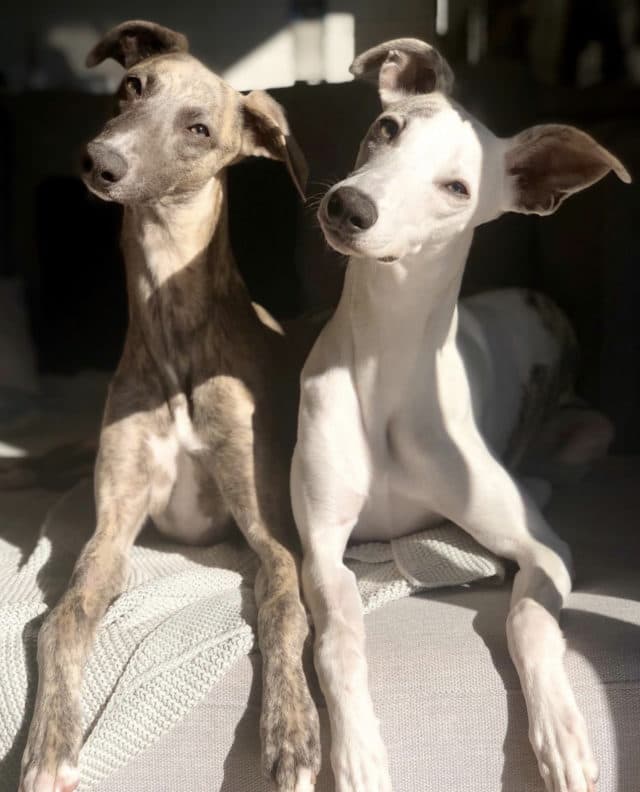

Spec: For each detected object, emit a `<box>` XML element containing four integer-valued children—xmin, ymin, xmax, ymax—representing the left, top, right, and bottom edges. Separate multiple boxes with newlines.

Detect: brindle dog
<box><xmin>19</xmin><ymin>20</ymin><xmax>320</xmax><ymax>792</ymax></box>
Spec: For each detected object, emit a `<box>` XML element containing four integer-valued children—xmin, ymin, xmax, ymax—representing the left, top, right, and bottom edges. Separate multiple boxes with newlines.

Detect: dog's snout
<box><xmin>83</xmin><ymin>142</ymin><xmax>128</xmax><ymax>187</ymax></box>
<box><xmin>326</xmin><ymin>186</ymin><xmax>377</xmax><ymax>232</ymax></box>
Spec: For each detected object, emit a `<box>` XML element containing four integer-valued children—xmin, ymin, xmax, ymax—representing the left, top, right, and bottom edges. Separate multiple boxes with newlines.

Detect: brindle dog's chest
<box><xmin>125</xmin><ymin>271</ymin><xmax>267</xmax><ymax>545</ymax></box>
<box><xmin>146</xmin><ymin>396</ymin><xmax>233</xmax><ymax>545</ymax></box>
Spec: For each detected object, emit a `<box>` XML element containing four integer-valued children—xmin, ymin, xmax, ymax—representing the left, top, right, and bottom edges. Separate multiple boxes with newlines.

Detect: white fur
<box><xmin>294</xmin><ymin>768</ymin><xmax>316</xmax><ymax>792</ymax></box>
<box><xmin>22</xmin><ymin>760</ymin><xmax>79</xmax><ymax>792</ymax></box>
<box><xmin>292</xmin><ymin>95</ymin><xmax>599</xmax><ymax>792</ymax></box>
<box><xmin>148</xmin><ymin>403</ymin><xmax>225</xmax><ymax>545</ymax></box>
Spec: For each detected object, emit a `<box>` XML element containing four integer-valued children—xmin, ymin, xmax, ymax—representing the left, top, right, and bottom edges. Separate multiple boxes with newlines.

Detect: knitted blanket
<box><xmin>0</xmin><ymin>479</ymin><xmax>503</xmax><ymax>791</ymax></box>
<box><xmin>0</xmin><ymin>375</ymin><xmax>504</xmax><ymax>790</ymax></box>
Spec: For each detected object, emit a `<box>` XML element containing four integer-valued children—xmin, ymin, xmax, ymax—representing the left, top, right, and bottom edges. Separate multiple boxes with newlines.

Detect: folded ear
<box><xmin>350</xmin><ymin>38</ymin><xmax>454</xmax><ymax>108</ymax></box>
<box><xmin>86</xmin><ymin>20</ymin><xmax>188</xmax><ymax>69</ymax></box>
<box><xmin>240</xmin><ymin>91</ymin><xmax>308</xmax><ymax>200</ymax></box>
<box><xmin>504</xmin><ymin>124</ymin><xmax>631</xmax><ymax>215</ymax></box>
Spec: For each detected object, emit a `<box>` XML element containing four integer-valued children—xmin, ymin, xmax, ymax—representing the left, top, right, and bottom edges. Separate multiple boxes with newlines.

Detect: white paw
<box><xmin>529</xmin><ymin>690</ymin><xmax>598</xmax><ymax>792</ymax></box>
<box><xmin>19</xmin><ymin>762</ymin><xmax>79</xmax><ymax>792</ymax></box>
<box><xmin>331</xmin><ymin>718</ymin><xmax>392</xmax><ymax>792</ymax></box>
<box><xmin>294</xmin><ymin>767</ymin><xmax>315</xmax><ymax>792</ymax></box>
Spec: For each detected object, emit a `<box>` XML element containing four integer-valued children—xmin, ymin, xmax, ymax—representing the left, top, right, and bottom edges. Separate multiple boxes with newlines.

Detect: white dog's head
<box><xmin>318</xmin><ymin>38</ymin><xmax>631</xmax><ymax>263</ymax></box>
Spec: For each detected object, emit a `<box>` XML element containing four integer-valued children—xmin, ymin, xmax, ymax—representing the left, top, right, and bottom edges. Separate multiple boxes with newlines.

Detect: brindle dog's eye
<box><xmin>126</xmin><ymin>76</ymin><xmax>142</xmax><ymax>96</ymax></box>
<box><xmin>444</xmin><ymin>180</ymin><xmax>470</xmax><ymax>197</ymax></box>
<box><xmin>379</xmin><ymin>116</ymin><xmax>401</xmax><ymax>141</ymax></box>
<box><xmin>188</xmin><ymin>124</ymin><xmax>210</xmax><ymax>137</ymax></box>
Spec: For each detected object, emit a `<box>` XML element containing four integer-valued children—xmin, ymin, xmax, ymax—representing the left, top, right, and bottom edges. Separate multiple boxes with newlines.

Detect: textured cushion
<box><xmin>96</xmin><ymin>458</ymin><xmax>640</xmax><ymax>792</ymax></box>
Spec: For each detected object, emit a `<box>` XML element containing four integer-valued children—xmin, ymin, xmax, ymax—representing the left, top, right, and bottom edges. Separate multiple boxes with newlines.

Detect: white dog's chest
<box><xmin>348</xmin><ymin>399</ymin><xmax>446</xmax><ymax>541</ymax></box>
<box><xmin>354</xmin><ymin>477</ymin><xmax>442</xmax><ymax>541</ymax></box>
<box><xmin>341</xmin><ymin>291</ymin><xmax>561</xmax><ymax>543</ymax></box>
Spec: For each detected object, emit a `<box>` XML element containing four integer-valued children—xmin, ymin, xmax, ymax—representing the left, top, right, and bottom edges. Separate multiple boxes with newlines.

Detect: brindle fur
<box><xmin>19</xmin><ymin>21</ymin><xmax>320</xmax><ymax>792</ymax></box>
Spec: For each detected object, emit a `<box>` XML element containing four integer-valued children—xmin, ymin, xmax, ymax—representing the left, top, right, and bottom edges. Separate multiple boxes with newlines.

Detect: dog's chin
<box><xmin>82</xmin><ymin>174</ymin><xmax>151</xmax><ymax>205</ymax></box>
<box><xmin>321</xmin><ymin>227</ymin><xmax>360</xmax><ymax>257</ymax></box>
<box><xmin>82</xmin><ymin>176</ymin><xmax>120</xmax><ymax>203</ymax></box>
<box><xmin>320</xmin><ymin>223</ymin><xmax>398</xmax><ymax>263</ymax></box>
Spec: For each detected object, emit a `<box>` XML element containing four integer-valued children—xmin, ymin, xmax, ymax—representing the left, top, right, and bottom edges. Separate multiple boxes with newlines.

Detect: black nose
<box><xmin>325</xmin><ymin>186</ymin><xmax>378</xmax><ymax>232</ymax></box>
<box><xmin>83</xmin><ymin>142</ymin><xmax>128</xmax><ymax>186</ymax></box>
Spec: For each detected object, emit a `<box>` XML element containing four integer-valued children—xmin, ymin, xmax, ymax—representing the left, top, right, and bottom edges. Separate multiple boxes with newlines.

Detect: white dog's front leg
<box><xmin>507</xmin><ymin>580</ymin><xmax>598</xmax><ymax>792</ymax></box>
<box><xmin>291</xmin><ymin>456</ymin><xmax>392</xmax><ymax>792</ymax></box>
<box><xmin>429</xmin><ymin>433</ymin><xmax>597</xmax><ymax>792</ymax></box>
<box><xmin>303</xmin><ymin>554</ymin><xmax>392</xmax><ymax>792</ymax></box>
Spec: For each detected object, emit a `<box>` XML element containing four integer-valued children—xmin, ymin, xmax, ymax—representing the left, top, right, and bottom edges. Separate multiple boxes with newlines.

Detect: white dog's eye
<box><xmin>379</xmin><ymin>117</ymin><xmax>401</xmax><ymax>141</ymax></box>
<box><xmin>444</xmin><ymin>181</ymin><xmax>469</xmax><ymax>197</ymax></box>
<box><xmin>188</xmin><ymin>124</ymin><xmax>210</xmax><ymax>137</ymax></box>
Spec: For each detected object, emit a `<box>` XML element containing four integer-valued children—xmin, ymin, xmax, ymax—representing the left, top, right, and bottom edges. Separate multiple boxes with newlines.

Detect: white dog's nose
<box><xmin>326</xmin><ymin>186</ymin><xmax>378</xmax><ymax>232</ymax></box>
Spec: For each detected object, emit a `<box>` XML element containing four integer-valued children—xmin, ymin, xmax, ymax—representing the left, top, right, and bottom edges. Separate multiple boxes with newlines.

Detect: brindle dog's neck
<box><xmin>120</xmin><ymin>174</ymin><xmax>248</xmax><ymax>389</ymax></box>
<box><xmin>122</xmin><ymin>174</ymin><xmax>239</xmax><ymax>310</ymax></box>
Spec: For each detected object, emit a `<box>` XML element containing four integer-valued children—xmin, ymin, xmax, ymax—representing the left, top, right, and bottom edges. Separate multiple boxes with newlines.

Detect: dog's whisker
<box><xmin>308</xmin><ymin>178</ymin><xmax>335</xmax><ymax>189</ymax></box>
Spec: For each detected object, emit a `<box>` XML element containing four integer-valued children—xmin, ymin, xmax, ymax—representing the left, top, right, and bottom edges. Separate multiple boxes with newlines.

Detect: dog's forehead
<box><xmin>134</xmin><ymin>53</ymin><xmax>236</xmax><ymax>106</ymax></box>
<box><xmin>396</xmin><ymin>94</ymin><xmax>475</xmax><ymax>131</ymax></box>
<box><xmin>388</xmin><ymin>92</ymin><xmax>450</xmax><ymax>119</ymax></box>
<box><xmin>393</xmin><ymin>95</ymin><xmax>484</xmax><ymax>159</ymax></box>
<box><xmin>379</xmin><ymin>93</ymin><xmax>476</xmax><ymax>140</ymax></box>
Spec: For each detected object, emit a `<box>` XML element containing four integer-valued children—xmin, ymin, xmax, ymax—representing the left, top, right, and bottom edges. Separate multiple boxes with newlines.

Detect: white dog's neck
<box><xmin>339</xmin><ymin>230</ymin><xmax>474</xmax><ymax>433</ymax></box>
<box><xmin>345</xmin><ymin>230</ymin><xmax>473</xmax><ymax>361</ymax></box>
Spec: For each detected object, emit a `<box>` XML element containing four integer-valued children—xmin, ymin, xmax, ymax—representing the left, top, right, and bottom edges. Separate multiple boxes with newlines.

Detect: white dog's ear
<box><xmin>86</xmin><ymin>20</ymin><xmax>188</xmax><ymax>69</ymax></box>
<box><xmin>240</xmin><ymin>91</ymin><xmax>309</xmax><ymax>200</ymax></box>
<box><xmin>350</xmin><ymin>38</ymin><xmax>454</xmax><ymax>108</ymax></box>
<box><xmin>504</xmin><ymin>124</ymin><xmax>631</xmax><ymax>215</ymax></box>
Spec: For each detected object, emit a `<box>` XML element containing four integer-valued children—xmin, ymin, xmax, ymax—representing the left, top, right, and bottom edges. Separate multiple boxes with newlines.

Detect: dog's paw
<box><xmin>529</xmin><ymin>688</ymin><xmax>598</xmax><ymax>792</ymax></box>
<box><xmin>19</xmin><ymin>707</ymin><xmax>81</xmax><ymax>792</ymax></box>
<box><xmin>261</xmin><ymin>671</ymin><xmax>321</xmax><ymax>792</ymax></box>
<box><xmin>19</xmin><ymin>761</ymin><xmax>79</xmax><ymax>792</ymax></box>
<box><xmin>331</xmin><ymin>716</ymin><xmax>392</xmax><ymax>792</ymax></box>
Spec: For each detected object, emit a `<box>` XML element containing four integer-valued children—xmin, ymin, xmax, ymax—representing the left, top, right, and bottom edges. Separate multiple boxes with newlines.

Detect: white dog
<box><xmin>291</xmin><ymin>39</ymin><xmax>630</xmax><ymax>792</ymax></box>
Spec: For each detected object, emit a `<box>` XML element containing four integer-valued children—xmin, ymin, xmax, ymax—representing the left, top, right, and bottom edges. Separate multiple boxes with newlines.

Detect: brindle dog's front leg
<box><xmin>254</xmin><ymin>561</ymin><xmax>319</xmax><ymax>792</ymax></box>
<box><xmin>19</xmin><ymin>406</ymin><xmax>152</xmax><ymax>792</ymax></box>
<box><xmin>194</xmin><ymin>385</ymin><xmax>320</xmax><ymax>792</ymax></box>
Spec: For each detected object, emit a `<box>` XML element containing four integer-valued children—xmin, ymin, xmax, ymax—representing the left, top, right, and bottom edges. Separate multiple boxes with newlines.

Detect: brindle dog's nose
<box><xmin>326</xmin><ymin>186</ymin><xmax>378</xmax><ymax>232</ymax></box>
<box><xmin>83</xmin><ymin>142</ymin><xmax>128</xmax><ymax>186</ymax></box>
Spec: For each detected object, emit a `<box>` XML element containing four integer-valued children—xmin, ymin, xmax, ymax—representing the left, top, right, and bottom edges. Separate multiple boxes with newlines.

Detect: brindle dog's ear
<box><xmin>504</xmin><ymin>124</ymin><xmax>631</xmax><ymax>216</ymax></box>
<box><xmin>86</xmin><ymin>20</ymin><xmax>188</xmax><ymax>69</ymax></box>
<box><xmin>241</xmin><ymin>90</ymin><xmax>308</xmax><ymax>201</ymax></box>
<box><xmin>350</xmin><ymin>38</ymin><xmax>454</xmax><ymax>108</ymax></box>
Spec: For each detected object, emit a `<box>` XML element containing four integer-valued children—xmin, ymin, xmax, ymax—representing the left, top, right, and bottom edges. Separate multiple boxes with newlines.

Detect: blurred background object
<box><xmin>0</xmin><ymin>277</ymin><xmax>39</xmax><ymax>433</ymax></box>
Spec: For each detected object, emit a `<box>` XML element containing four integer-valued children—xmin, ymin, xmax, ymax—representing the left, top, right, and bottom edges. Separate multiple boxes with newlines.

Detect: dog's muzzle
<box><xmin>322</xmin><ymin>186</ymin><xmax>378</xmax><ymax>234</ymax></box>
<box><xmin>82</xmin><ymin>142</ymin><xmax>129</xmax><ymax>192</ymax></box>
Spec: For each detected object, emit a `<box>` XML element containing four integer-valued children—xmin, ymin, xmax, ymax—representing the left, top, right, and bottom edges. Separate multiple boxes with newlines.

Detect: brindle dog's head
<box><xmin>82</xmin><ymin>20</ymin><xmax>307</xmax><ymax>204</ymax></box>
